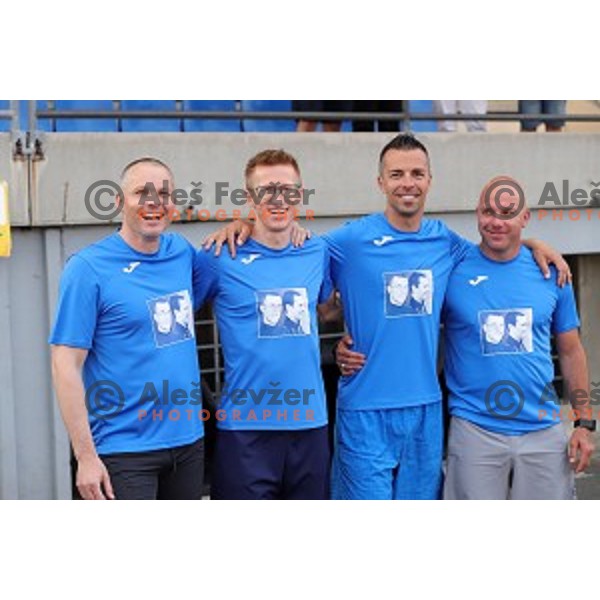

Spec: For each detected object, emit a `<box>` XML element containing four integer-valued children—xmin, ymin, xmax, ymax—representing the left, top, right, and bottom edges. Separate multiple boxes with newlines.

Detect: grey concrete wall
<box><xmin>31</xmin><ymin>132</ymin><xmax>600</xmax><ymax>228</ymax></box>
<box><xmin>1</xmin><ymin>131</ymin><xmax>599</xmax><ymax>498</ymax></box>
<box><xmin>0</xmin><ymin>229</ymin><xmax>70</xmax><ymax>499</ymax></box>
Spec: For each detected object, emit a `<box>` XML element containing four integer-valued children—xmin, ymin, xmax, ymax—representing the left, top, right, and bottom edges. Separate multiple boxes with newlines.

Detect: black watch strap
<box><xmin>574</xmin><ymin>419</ymin><xmax>597</xmax><ymax>432</ymax></box>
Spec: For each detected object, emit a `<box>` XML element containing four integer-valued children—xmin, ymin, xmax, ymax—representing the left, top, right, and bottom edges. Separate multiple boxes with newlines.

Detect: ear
<box><xmin>521</xmin><ymin>208</ymin><xmax>531</xmax><ymax>229</ymax></box>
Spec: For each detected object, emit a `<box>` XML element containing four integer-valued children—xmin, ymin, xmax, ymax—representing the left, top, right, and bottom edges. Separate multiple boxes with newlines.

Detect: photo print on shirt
<box><xmin>147</xmin><ymin>289</ymin><xmax>195</xmax><ymax>348</ymax></box>
<box><xmin>256</xmin><ymin>287</ymin><xmax>311</xmax><ymax>338</ymax></box>
<box><xmin>478</xmin><ymin>307</ymin><xmax>533</xmax><ymax>356</ymax></box>
<box><xmin>383</xmin><ymin>269</ymin><xmax>433</xmax><ymax>317</ymax></box>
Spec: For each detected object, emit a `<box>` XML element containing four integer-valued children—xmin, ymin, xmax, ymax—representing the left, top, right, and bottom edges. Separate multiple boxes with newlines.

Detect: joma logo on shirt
<box><xmin>469</xmin><ymin>275</ymin><xmax>489</xmax><ymax>286</ymax></box>
<box><xmin>241</xmin><ymin>254</ymin><xmax>261</xmax><ymax>265</ymax></box>
<box><xmin>123</xmin><ymin>261</ymin><xmax>141</xmax><ymax>273</ymax></box>
<box><xmin>373</xmin><ymin>235</ymin><xmax>394</xmax><ymax>247</ymax></box>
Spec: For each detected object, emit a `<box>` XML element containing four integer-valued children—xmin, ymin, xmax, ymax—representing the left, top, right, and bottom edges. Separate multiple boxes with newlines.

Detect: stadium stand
<box><xmin>408</xmin><ymin>100</ymin><xmax>437</xmax><ymax>132</ymax></box>
<box><xmin>241</xmin><ymin>100</ymin><xmax>296</xmax><ymax>132</ymax></box>
<box><xmin>55</xmin><ymin>100</ymin><xmax>118</xmax><ymax>132</ymax></box>
<box><xmin>183</xmin><ymin>100</ymin><xmax>241</xmax><ymax>132</ymax></box>
<box><xmin>121</xmin><ymin>100</ymin><xmax>181</xmax><ymax>132</ymax></box>
<box><xmin>0</xmin><ymin>100</ymin><xmax>11</xmax><ymax>132</ymax></box>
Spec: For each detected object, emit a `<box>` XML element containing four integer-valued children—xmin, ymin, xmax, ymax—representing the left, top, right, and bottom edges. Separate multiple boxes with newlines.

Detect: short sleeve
<box><xmin>193</xmin><ymin>248</ymin><xmax>219</xmax><ymax>309</ymax></box>
<box><xmin>552</xmin><ymin>281</ymin><xmax>580</xmax><ymax>334</ymax></box>
<box><xmin>322</xmin><ymin>222</ymin><xmax>353</xmax><ymax>287</ymax></box>
<box><xmin>49</xmin><ymin>256</ymin><xmax>100</xmax><ymax>349</ymax></box>
<box><xmin>447</xmin><ymin>227</ymin><xmax>474</xmax><ymax>266</ymax></box>
<box><xmin>319</xmin><ymin>244</ymin><xmax>334</xmax><ymax>303</ymax></box>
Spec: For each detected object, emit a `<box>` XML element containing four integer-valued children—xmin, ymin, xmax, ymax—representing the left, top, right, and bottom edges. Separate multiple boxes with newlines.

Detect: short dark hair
<box><xmin>169</xmin><ymin>294</ymin><xmax>185</xmax><ymax>312</ymax></box>
<box><xmin>505</xmin><ymin>311</ymin><xmax>526</xmax><ymax>328</ymax></box>
<box><xmin>409</xmin><ymin>271</ymin><xmax>426</xmax><ymax>290</ymax></box>
<box><xmin>120</xmin><ymin>157</ymin><xmax>174</xmax><ymax>186</ymax></box>
<box><xmin>379</xmin><ymin>134</ymin><xmax>430</xmax><ymax>173</ymax></box>
<box><xmin>283</xmin><ymin>289</ymin><xmax>301</xmax><ymax>306</ymax></box>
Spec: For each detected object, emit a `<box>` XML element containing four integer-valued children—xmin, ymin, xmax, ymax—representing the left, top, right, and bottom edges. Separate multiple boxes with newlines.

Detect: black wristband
<box><xmin>574</xmin><ymin>419</ymin><xmax>597</xmax><ymax>432</ymax></box>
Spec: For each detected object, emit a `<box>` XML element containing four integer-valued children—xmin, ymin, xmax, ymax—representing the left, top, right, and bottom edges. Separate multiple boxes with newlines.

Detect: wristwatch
<box><xmin>574</xmin><ymin>419</ymin><xmax>597</xmax><ymax>432</ymax></box>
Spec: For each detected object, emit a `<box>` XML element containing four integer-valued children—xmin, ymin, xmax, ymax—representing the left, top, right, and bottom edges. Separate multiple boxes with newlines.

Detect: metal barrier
<box><xmin>31</xmin><ymin>102</ymin><xmax>600</xmax><ymax>131</ymax></box>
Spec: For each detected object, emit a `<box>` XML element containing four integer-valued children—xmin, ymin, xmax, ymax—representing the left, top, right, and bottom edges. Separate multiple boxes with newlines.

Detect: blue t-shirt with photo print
<box><xmin>443</xmin><ymin>245</ymin><xmax>580</xmax><ymax>434</ymax></box>
<box><xmin>49</xmin><ymin>232</ymin><xmax>204</xmax><ymax>455</ymax></box>
<box><xmin>194</xmin><ymin>237</ymin><xmax>333</xmax><ymax>430</ymax></box>
<box><xmin>323</xmin><ymin>213</ymin><xmax>471</xmax><ymax>411</ymax></box>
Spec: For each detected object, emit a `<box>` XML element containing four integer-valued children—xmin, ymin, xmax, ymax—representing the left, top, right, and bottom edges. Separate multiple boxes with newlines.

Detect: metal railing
<box><xmin>5</xmin><ymin>101</ymin><xmax>600</xmax><ymax>136</ymax></box>
<box><xmin>28</xmin><ymin>102</ymin><xmax>600</xmax><ymax>132</ymax></box>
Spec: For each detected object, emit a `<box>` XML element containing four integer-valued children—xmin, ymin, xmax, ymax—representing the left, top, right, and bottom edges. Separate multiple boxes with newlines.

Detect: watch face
<box><xmin>576</xmin><ymin>419</ymin><xmax>597</xmax><ymax>432</ymax></box>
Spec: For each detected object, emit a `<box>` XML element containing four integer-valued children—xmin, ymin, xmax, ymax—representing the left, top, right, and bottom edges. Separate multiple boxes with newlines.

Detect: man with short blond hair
<box><xmin>196</xmin><ymin>149</ymin><xmax>334</xmax><ymax>499</ymax></box>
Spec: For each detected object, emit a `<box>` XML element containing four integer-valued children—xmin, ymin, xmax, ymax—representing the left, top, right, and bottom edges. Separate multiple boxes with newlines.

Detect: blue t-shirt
<box><xmin>195</xmin><ymin>237</ymin><xmax>333</xmax><ymax>430</ymax></box>
<box><xmin>49</xmin><ymin>232</ymin><xmax>205</xmax><ymax>455</ymax></box>
<box><xmin>443</xmin><ymin>245</ymin><xmax>580</xmax><ymax>435</ymax></box>
<box><xmin>323</xmin><ymin>213</ymin><xmax>470</xmax><ymax>411</ymax></box>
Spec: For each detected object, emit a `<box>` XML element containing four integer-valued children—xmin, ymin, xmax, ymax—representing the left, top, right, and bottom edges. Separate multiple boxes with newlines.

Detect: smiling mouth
<box><xmin>138</xmin><ymin>208</ymin><xmax>166</xmax><ymax>221</ymax></box>
<box><xmin>395</xmin><ymin>194</ymin><xmax>420</xmax><ymax>204</ymax></box>
<box><xmin>264</xmin><ymin>205</ymin><xmax>290</xmax><ymax>220</ymax></box>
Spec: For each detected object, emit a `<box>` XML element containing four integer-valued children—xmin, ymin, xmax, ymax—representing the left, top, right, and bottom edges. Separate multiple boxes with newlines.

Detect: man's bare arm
<box><xmin>556</xmin><ymin>330</ymin><xmax>595</xmax><ymax>473</ymax></box>
<box><xmin>202</xmin><ymin>220</ymin><xmax>311</xmax><ymax>257</ymax></box>
<box><xmin>51</xmin><ymin>345</ymin><xmax>114</xmax><ymax>499</ymax></box>
<box><xmin>317</xmin><ymin>291</ymin><xmax>343</xmax><ymax>323</ymax></box>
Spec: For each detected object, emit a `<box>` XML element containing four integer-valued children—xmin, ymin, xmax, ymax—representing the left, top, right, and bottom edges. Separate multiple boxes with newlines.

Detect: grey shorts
<box><xmin>444</xmin><ymin>416</ymin><xmax>575</xmax><ymax>500</ymax></box>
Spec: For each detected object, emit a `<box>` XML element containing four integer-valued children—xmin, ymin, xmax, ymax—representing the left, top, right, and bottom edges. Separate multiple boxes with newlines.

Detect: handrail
<box><xmin>35</xmin><ymin>110</ymin><xmax>600</xmax><ymax>123</ymax></box>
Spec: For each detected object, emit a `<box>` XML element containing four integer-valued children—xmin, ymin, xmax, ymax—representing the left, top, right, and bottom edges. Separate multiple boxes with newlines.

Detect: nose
<box><xmin>487</xmin><ymin>213</ymin><xmax>505</xmax><ymax>228</ymax></box>
<box><xmin>398</xmin><ymin>173</ymin><xmax>417</xmax><ymax>189</ymax></box>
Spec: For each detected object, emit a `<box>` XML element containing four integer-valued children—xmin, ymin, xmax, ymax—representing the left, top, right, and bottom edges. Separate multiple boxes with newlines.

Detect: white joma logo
<box><xmin>373</xmin><ymin>236</ymin><xmax>394</xmax><ymax>247</ymax></box>
<box><xmin>469</xmin><ymin>275</ymin><xmax>488</xmax><ymax>286</ymax></box>
<box><xmin>123</xmin><ymin>261</ymin><xmax>141</xmax><ymax>274</ymax></box>
<box><xmin>241</xmin><ymin>254</ymin><xmax>261</xmax><ymax>265</ymax></box>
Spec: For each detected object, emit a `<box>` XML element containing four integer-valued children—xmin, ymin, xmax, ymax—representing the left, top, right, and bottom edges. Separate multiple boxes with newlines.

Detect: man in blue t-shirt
<box><xmin>442</xmin><ymin>177</ymin><xmax>594</xmax><ymax>499</ymax></box>
<box><xmin>49</xmin><ymin>158</ymin><xmax>206</xmax><ymax>500</ymax></box>
<box><xmin>195</xmin><ymin>149</ymin><xmax>334</xmax><ymax>500</ymax></box>
<box><xmin>324</xmin><ymin>134</ymin><xmax>471</xmax><ymax>499</ymax></box>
